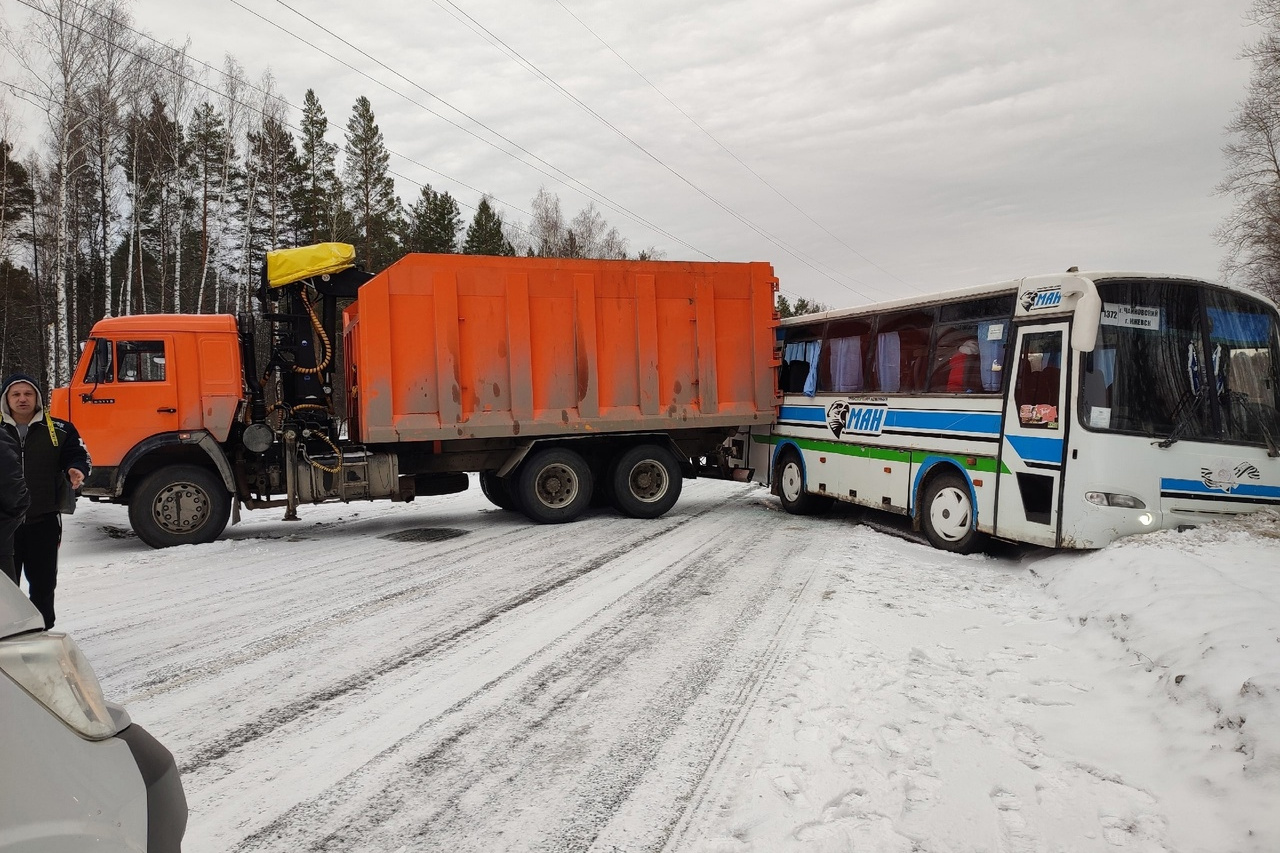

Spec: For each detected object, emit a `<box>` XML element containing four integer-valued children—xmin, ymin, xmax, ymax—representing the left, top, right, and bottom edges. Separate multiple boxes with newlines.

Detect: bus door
<box><xmin>995</xmin><ymin>323</ymin><xmax>1069</xmax><ymax>546</ymax></box>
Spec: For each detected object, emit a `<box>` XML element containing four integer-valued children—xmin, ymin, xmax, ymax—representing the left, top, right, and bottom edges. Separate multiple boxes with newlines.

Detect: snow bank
<box><xmin>1030</xmin><ymin>509</ymin><xmax>1280</xmax><ymax>777</ymax></box>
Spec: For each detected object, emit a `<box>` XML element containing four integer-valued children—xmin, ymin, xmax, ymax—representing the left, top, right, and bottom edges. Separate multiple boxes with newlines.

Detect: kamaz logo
<box><xmin>1020</xmin><ymin>287</ymin><xmax>1063</xmax><ymax>312</ymax></box>
<box><xmin>833</xmin><ymin>403</ymin><xmax>887</xmax><ymax>437</ymax></box>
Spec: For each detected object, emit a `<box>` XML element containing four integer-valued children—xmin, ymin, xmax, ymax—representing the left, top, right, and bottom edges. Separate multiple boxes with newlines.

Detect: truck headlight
<box><xmin>1084</xmin><ymin>491</ymin><xmax>1146</xmax><ymax>509</ymax></box>
<box><xmin>0</xmin><ymin>632</ymin><xmax>118</xmax><ymax>740</ymax></box>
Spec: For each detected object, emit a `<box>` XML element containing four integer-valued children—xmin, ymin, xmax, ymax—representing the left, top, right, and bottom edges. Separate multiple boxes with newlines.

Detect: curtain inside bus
<box><xmin>1081</xmin><ymin>280</ymin><xmax>1280</xmax><ymax>449</ymax></box>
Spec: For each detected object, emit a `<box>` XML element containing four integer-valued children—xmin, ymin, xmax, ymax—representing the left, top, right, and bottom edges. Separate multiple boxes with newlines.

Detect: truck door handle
<box><xmin>157</xmin><ymin>407</ymin><xmax>177</xmax><ymax>413</ymax></box>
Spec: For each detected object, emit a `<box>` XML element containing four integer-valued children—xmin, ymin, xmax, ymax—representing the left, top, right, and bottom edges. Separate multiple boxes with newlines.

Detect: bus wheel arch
<box><xmin>918</xmin><ymin>466</ymin><xmax>982</xmax><ymax>553</ymax></box>
<box><xmin>774</xmin><ymin>445</ymin><xmax>833</xmax><ymax>516</ymax></box>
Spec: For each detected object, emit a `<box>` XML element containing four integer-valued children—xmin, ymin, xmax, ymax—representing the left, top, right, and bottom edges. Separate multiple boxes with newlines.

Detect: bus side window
<box><xmin>823</xmin><ymin>317</ymin><xmax>871</xmax><ymax>393</ymax></box>
<box><xmin>875</xmin><ymin>310</ymin><xmax>933</xmax><ymax>393</ymax></box>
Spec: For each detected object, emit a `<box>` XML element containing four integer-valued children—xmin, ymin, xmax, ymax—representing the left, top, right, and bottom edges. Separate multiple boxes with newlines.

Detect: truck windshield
<box><xmin>1079</xmin><ymin>279</ymin><xmax>1280</xmax><ymax>450</ymax></box>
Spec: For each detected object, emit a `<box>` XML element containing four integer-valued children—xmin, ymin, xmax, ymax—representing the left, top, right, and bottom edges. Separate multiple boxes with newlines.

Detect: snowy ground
<box><xmin>48</xmin><ymin>478</ymin><xmax>1280</xmax><ymax>853</ymax></box>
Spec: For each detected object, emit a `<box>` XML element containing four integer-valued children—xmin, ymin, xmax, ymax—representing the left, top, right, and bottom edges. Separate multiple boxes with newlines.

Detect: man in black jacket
<box><xmin>0</xmin><ymin>427</ymin><xmax>29</xmax><ymax>584</ymax></box>
<box><xmin>1</xmin><ymin>374</ymin><xmax>91</xmax><ymax>628</ymax></box>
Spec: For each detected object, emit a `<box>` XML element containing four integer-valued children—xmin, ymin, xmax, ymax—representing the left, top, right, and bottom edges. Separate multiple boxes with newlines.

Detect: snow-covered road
<box><xmin>53</xmin><ymin>478</ymin><xmax>1279</xmax><ymax>852</ymax></box>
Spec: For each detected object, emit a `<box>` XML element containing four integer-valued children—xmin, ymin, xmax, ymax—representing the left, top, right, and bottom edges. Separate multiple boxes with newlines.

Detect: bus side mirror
<box><xmin>1071</xmin><ymin>289</ymin><xmax>1101</xmax><ymax>353</ymax></box>
<box><xmin>1060</xmin><ymin>275</ymin><xmax>1101</xmax><ymax>353</ymax></box>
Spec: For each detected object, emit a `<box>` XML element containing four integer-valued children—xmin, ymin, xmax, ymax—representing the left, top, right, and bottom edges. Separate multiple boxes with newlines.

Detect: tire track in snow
<box><xmin>216</xmin><ymin>488</ymin><xmax>828</xmax><ymax>852</ymax></box>
<box><xmin>177</xmin><ymin>489</ymin><xmax>756</xmax><ymax>777</ymax></box>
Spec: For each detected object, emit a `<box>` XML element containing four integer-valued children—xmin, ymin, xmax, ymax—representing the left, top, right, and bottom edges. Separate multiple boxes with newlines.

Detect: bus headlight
<box><xmin>1084</xmin><ymin>491</ymin><xmax>1146</xmax><ymax>509</ymax></box>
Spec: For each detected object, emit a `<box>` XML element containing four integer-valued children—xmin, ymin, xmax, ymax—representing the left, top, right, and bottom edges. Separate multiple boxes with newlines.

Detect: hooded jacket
<box><xmin>0</xmin><ymin>427</ymin><xmax>28</xmax><ymax>556</ymax></box>
<box><xmin>1</xmin><ymin>374</ymin><xmax>91</xmax><ymax>519</ymax></box>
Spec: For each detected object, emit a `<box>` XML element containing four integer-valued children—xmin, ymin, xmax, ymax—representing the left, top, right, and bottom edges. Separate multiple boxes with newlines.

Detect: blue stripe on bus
<box><xmin>884</xmin><ymin>410</ymin><xmax>1001</xmax><ymax>435</ymax></box>
<box><xmin>1159</xmin><ymin>478</ymin><xmax>1280</xmax><ymax>500</ymax></box>
<box><xmin>1005</xmin><ymin>435</ymin><xmax>1064</xmax><ymax>465</ymax></box>
<box><xmin>778</xmin><ymin>405</ymin><xmax>827</xmax><ymax>423</ymax></box>
<box><xmin>779</xmin><ymin>405</ymin><xmax>1001</xmax><ymax>435</ymax></box>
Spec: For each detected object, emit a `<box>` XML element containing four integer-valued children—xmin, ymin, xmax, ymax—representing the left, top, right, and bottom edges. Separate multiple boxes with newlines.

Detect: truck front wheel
<box><xmin>611</xmin><ymin>444</ymin><xmax>682</xmax><ymax>519</ymax></box>
<box><xmin>129</xmin><ymin>465</ymin><xmax>232</xmax><ymax>548</ymax></box>
<box><xmin>517</xmin><ymin>448</ymin><xmax>593</xmax><ymax>524</ymax></box>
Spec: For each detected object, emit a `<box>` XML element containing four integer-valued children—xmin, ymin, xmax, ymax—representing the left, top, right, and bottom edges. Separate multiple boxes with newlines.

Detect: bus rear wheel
<box><xmin>920</xmin><ymin>471</ymin><xmax>983</xmax><ymax>553</ymax></box>
<box><xmin>776</xmin><ymin>448</ymin><xmax>832</xmax><ymax>516</ymax></box>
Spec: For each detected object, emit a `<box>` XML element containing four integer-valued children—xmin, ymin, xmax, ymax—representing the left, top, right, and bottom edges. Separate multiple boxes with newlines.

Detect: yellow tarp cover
<box><xmin>265</xmin><ymin>243</ymin><xmax>356</xmax><ymax>288</ymax></box>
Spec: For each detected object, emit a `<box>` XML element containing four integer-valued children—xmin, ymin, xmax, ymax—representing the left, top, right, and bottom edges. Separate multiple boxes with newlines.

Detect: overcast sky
<box><xmin>1</xmin><ymin>0</ymin><xmax>1262</xmax><ymax>307</ymax></box>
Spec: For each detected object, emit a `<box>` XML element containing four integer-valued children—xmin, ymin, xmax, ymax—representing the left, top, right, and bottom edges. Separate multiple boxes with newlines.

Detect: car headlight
<box><xmin>1084</xmin><ymin>491</ymin><xmax>1146</xmax><ymax>509</ymax></box>
<box><xmin>0</xmin><ymin>632</ymin><xmax>118</xmax><ymax>740</ymax></box>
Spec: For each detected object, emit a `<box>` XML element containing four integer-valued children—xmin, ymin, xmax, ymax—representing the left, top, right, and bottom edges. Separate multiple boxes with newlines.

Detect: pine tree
<box><xmin>462</xmin><ymin>196</ymin><xmax>514</xmax><ymax>256</ymax></box>
<box><xmin>342</xmin><ymin>96</ymin><xmax>401</xmax><ymax>270</ymax></box>
<box><xmin>246</xmin><ymin>115</ymin><xmax>300</xmax><ymax>252</ymax></box>
<box><xmin>295</xmin><ymin>89</ymin><xmax>342</xmax><ymax>246</ymax></box>
<box><xmin>404</xmin><ymin>185</ymin><xmax>461</xmax><ymax>253</ymax></box>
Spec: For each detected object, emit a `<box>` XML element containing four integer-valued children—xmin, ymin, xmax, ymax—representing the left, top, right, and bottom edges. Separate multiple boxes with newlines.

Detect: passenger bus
<box><xmin>736</xmin><ymin>271</ymin><xmax>1280</xmax><ymax>550</ymax></box>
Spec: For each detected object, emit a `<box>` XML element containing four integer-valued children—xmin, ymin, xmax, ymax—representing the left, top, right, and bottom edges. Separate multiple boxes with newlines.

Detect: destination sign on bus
<box><xmin>1101</xmin><ymin>303</ymin><xmax>1162</xmax><ymax>330</ymax></box>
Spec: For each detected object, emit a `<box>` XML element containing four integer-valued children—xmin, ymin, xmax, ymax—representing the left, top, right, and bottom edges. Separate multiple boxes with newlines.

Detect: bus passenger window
<box><xmin>823</xmin><ymin>317</ymin><xmax>871</xmax><ymax>393</ymax></box>
<box><xmin>781</xmin><ymin>322</ymin><xmax>824</xmax><ymax>396</ymax></box>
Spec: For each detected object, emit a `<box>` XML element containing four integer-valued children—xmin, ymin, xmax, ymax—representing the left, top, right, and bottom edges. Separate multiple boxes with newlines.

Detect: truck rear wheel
<box><xmin>479</xmin><ymin>471</ymin><xmax>517</xmax><ymax>511</ymax></box>
<box><xmin>129</xmin><ymin>464</ymin><xmax>231</xmax><ymax>548</ymax></box>
<box><xmin>611</xmin><ymin>444</ymin><xmax>682</xmax><ymax>519</ymax></box>
<box><xmin>517</xmin><ymin>448</ymin><xmax>593</xmax><ymax>524</ymax></box>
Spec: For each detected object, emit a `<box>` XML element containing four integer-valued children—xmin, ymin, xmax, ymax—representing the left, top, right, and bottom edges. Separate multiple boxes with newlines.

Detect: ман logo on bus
<box><xmin>827</xmin><ymin>400</ymin><xmax>886</xmax><ymax>438</ymax></box>
<box><xmin>1019</xmin><ymin>287</ymin><xmax>1062</xmax><ymax>312</ymax></box>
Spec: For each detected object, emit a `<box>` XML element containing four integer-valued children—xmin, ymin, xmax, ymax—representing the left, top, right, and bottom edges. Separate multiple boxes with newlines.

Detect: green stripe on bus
<box><xmin>754</xmin><ymin>432</ymin><xmax>1009</xmax><ymax>474</ymax></box>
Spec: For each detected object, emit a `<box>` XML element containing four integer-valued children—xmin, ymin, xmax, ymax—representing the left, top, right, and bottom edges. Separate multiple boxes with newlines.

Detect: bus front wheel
<box><xmin>920</xmin><ymin>471</ymin><xmax>983</xmax><ymax>553</ymax></box>
<box><xmin>776</xmin><ymin>449</ymin><xmax>832</xmax><ymax>516</ymax></box>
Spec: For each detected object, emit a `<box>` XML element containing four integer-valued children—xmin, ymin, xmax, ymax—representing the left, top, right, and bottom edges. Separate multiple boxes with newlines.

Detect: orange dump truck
<box><xmin>51</xmin><ymin>245</ymin><xmax>778</xmax><ymax>547</ymax></box>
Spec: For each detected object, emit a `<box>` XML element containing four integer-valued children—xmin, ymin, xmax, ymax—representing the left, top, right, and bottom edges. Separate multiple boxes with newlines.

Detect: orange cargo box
<box><xmin>344</xmin><ymin>254</ymin><xmax>779</xmax><ymax>443</ymax></box>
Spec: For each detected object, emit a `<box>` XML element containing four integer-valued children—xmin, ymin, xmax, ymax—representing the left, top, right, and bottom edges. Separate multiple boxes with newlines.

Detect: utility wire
<box><xmin>555</xmin><ymin>0</ymin><xmax>915</xmax><ymax>293</ymax></box>
<box><xmin>430</xmin><ymin>0</ymin><xmax>883</xmax><ymax>301</ymax></box>
<box><xmin>235</xmin><ymin>0</ymin><xmax>710</xmax><ymax>259</ymax></box>
<box><xmin>259</xmin><ymin>0</ymin><xmax>706</xmax><ymax>259</ymax></box>
<box><xmin>11</xmin><ymin>0</ymin><xmax>542</xmax><ymax>240</ymax></box>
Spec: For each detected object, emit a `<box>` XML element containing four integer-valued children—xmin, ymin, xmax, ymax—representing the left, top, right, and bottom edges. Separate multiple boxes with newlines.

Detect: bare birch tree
<box><xmin>1218</xmin><ymin>0</ymin><xmax>1280</xmax><ymax>301</ymax></box>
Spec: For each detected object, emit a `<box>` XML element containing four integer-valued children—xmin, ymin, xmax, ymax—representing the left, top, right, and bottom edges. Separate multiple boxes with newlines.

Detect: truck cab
<box><xmin>51</xmin><ymin>315</ymin><xmax>246</xmax><ymax>547</ymax></box>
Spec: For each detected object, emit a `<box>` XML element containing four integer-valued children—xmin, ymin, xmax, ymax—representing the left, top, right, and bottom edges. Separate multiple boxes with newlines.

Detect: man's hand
<box><xmin>68</xmin><ymin>468</ymin><xmax>85</xmax><ymax>490</ymax></box>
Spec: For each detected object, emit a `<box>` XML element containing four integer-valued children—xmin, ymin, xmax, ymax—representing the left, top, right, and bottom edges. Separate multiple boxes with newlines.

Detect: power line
<box><xmin>10</xmin><ymin>0</ymin><xmax>544</xmax><ymax>238</ymax></box>
<box><xmin>555</xmin><ymin>0</ymin><xmax>915</xmax><ymax>293</ymax></box>
<box><xmin>429</xmin><ymin>0</ymin><xmax>885</xmax><ymax>300</ymax></box>
<box><xmin>235</xmin><ymin>0</ymin><xmax>711</xmax><ymax>259</ymax></box>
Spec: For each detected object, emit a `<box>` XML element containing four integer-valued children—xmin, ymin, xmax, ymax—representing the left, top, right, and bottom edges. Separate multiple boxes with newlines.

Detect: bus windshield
<box><xmin>1080</xmin><ymin>279</ymin><xmax>1280</xmax><ymax>450</ymax></box>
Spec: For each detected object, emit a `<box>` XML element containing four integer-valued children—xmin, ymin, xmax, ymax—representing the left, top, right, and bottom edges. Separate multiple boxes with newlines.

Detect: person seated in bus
<box><xmin>945</xmin><ymin>339</ymin><xmax>982</xmax><ymax>393</ymax></box>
